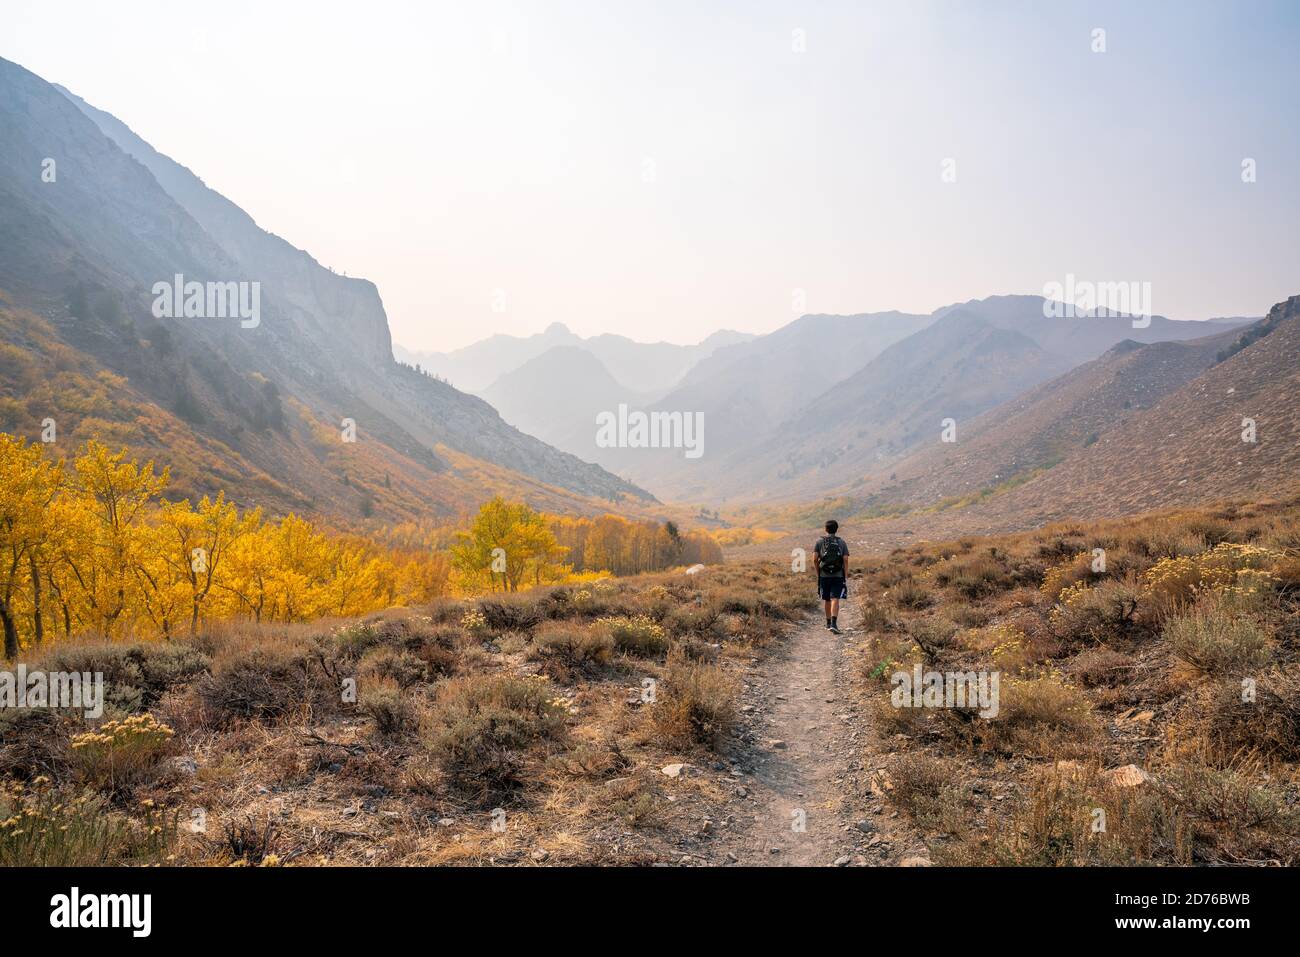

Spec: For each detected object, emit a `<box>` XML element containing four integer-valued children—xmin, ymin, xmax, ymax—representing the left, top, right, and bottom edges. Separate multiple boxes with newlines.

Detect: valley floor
<box><xmin>4</xmin><ymin>496</ymin><xmax>1299</xmax><ymax>867</ymax></box>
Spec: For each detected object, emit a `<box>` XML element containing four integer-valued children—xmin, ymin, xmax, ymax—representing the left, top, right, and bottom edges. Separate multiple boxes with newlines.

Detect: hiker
<box><xmin>813</xmin><ymin>519</ymin><xmax>849</xmax><ymax>634</ymax></box>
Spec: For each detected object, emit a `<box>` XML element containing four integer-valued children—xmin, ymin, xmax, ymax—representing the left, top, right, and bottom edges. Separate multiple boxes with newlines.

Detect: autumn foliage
<box><xmin>0</xmin><ymin>436</ymin><xmax>450</xmax><ymax>657</ymax></box>
<box><xmin>0</xmin><ymin>437</ymin><xmax>725</xmax><ymax>656</ymax></box>
<box><xmin>550</xmin><ymin>514</ymin><xmax>723</xmax><ymax>577</ymax></box>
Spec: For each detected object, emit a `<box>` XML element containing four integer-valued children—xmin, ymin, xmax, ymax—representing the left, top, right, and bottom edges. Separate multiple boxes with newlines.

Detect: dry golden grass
<box><xmin>852</xmin><ymin>497</ymin><xmax>1300</xmax><ymax>865</ymax></box>
<box><xmin>1</xmin><ymin>562</ymin><xmax>813</xmax><ymax>865</ymax></box>
<box><xmin>6</xmin><ymin>498</ymin><xmax>1298</xmax><ymax>866</ymax></box>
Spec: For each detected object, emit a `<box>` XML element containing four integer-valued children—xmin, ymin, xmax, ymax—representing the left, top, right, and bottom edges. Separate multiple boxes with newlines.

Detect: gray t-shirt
<box><xmin>814</xmin><ymin>535</ymin><xmax>849</xmax><ymax>578</ymax></box>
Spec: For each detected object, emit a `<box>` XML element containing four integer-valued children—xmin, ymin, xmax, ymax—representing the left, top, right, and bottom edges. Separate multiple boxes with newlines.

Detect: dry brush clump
<box><xmin>1163</xmin><ymin>604</ymin><xmax>1272</xmax><ymax>676</ymax></box>
<box><xmin>1064</xmin><ymin>645</ymin><xmax>1136</xmax><ymax>689</ymax></box>
<box><xmin>1156</xmin><ymin>758</ymin><xmax>1300</xmax><ymax>862</ymax></box>
<box><xmin>1141</xmin><ymin>542</ymin><xmax>1284</xmax><ymax>622</ymax></box>
<box><xmin>892</xmin><ymin>577</ymin><xmax>934</xmax><ymax>610</ymax></box>
<box><xmin>528</xmin><ymin>621</ymin><xmax>615</xmax><ymax>682</ymax></box>
<box><xmin>650</xmin><ymin>652</ymin><xmax>738</xmax><ymax>749</ymax></box>
<box><xmin>68</xmin><ymin>713</ymin><xmax>175</xmax><ymax>795</ymax></box>
<box><xmin>886</xmin><ymin>753</ymin><xmax>975</xmax><ymax>836</ymax></box>
<box><xmin>358</xmin><ymin>679</ymin><xmax>420</xmax><ymax>739</ymax></box>
<box><xmin>196</xmin><ymin>643</ymin><xmax>331</xmax><ymax>728</ymax></box>
<box><xmin>1172</xmin><ymin>668</ymin><xmax>1300</xmax><ymax>765</ymax></box>
<box><xmin>931</xmin><ymin>548</ymin><xmax>1037</xmax><ymax>599</ymax></box>
<box><xmin>598</xmin><ymin>615</ymin><xmax>670</xmax><ymax>658</ymax></box>
<box><xmin>422</xmin><ymin>673</ymin><xmax>568</xmax><ymax>796</ymax></box>
<box><xmin>38</xmin><ymin>641</ymin><xmax>210</xmax><ymax>717</ymax></box>
<box><xmin>476</xmin><ymin>598</ymin><xmax>544</xmax><ymax>634</ymax></box>
<box><xmin>0</xmin><ymin>708</ymin><xmax>74</xmax><ymax>781</ymax></box>
<box><xmin>359</xmin><ymin>645</ymin><xmax>430</xmax><ymax>688</ymax></box>
<box><xmin>937</xmin><ymin>763</ymin><xmax>1179</xmax><ymax>866</ymax></box>
<box><xmin>982</xmin><ymin>672</ymin><xmax>1102</xmax><ymax>758</ymax></box>
<box><xmin>1048</xmin><ymin>579</ymin><xmax>1143</xmax><ymax>645</ymax></box>
<box><xmin>214</xmin><ymin>813</ymin><xmax>283</xmax><ymax>866</ymax></box>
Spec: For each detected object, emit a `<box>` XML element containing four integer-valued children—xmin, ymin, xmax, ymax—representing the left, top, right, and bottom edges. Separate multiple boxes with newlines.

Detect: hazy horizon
<box><xmin>6</xmin><ymin>0</ymin><xmax>1298</xmax><ymax>352</ymax></box>
<box><xmin>390</xmin><ymin>295</ymin><xmax>1257</xmax><ymax>357</ymax></box>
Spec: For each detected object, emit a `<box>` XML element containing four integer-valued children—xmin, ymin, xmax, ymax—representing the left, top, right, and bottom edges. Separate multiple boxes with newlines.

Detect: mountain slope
<box><xmin>809</xmin><ymin>295</ymin><xmax>1300</xmax><ymax>544</ymax></box>
<box><xmin>0</xmin><ymin>56</ymin><xmax>649</xmax><ymax>523</ymax></box>
<box><xmin>839</xmin><ymin>323</ymin><xmax>1248</xmax><ymax>514</ymax></box>
<box><xmin>686</xmin><ymin>310</ymin><xmax>1072</xmax><ymax>502</ymax></box>
<box><xmin>987</xmin><ymin>294</ymin><xmax>1300</xmax><ymax>523</ymax></box>
<box><xmin>56</xmin><ymin>83</ymin><xmax>393</xmax><ymax>371</ymax></box>
<box><xmin>613</xmin><ymin>310</ymin><xmax>936</xmax><ymax>491</ymax></box>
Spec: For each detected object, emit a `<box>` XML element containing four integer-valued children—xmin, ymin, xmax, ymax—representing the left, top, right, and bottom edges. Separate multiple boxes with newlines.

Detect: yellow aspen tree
<box><xmin>157</xmin><ymin>493</ymin><xmax>254</xmax><ymax>635</ymax></box>
<box><xmin>0</xmin><ymin>435</ymin><xmax>61</xmax><ymax>657</ymax></box>
<box><xmin>71</xmin><ymin>441</ymin><xmax>167</xmax><ymax>639</ymax></box>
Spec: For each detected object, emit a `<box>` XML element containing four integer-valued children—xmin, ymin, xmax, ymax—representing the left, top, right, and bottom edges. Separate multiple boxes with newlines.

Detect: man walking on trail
<box><xmin>813</xmin><ymin>519</ymin><xmax>849</xmax><ymax>634</ymax></box>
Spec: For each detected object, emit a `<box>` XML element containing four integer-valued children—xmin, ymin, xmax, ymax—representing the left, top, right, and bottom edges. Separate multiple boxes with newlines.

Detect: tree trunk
<box><xmin>28</xmin><ymin>555</ymin><xmax>43</xmax><ymax>647</ymax></box>
<box><xmin>1</xmin><ymin>606</ymin><xmax>18</xmax><ymax>660</ymax></box>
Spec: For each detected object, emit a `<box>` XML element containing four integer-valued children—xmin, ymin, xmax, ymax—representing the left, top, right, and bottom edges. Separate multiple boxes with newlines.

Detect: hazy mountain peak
<box><xmin>480</xmin><ymin>344</ymin><xmax>649</xmax><ymax>463</ymax></box>
<box><xmin>1105</xmin><ymin>338</ymin><xmax>1146</xmax><ymax>356</ymax></box>
<box><xmin>397</xmin><ymin>321</ymin><xmax>754</xmax><ymax>396</ymax></box>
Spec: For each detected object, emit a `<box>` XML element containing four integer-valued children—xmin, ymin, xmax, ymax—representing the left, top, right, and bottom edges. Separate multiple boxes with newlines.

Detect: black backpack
<box><xmin>819</xmin><ymin>537</ymin><xmax>844</xmax><ymax>576</ymax></box>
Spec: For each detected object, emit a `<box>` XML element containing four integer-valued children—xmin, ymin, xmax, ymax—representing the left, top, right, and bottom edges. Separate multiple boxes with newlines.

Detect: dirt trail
<box><xmin>705</xmin><ymin>597</ymin><xmax>920</xmax><ymax>867</ymax></box>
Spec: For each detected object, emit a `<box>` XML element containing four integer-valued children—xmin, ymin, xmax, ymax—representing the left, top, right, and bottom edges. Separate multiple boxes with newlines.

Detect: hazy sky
<box><xmin>6</xmin><ymin>0</ymin><xmax>1298</xmax><ymax>351</ymax></box>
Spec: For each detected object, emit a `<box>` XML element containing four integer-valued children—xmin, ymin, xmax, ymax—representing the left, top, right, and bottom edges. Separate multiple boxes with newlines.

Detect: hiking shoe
<box><xmin>830</xmin><ymin>625</ymin><xmax>842</xmax><ymax>635</ymax></box>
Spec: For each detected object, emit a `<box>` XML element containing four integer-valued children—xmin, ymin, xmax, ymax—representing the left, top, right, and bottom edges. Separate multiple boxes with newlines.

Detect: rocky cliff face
<box><xmin>57</xmin><ymin>84</ymin><xmax>394</xmax><ymax>372</ymax></box>
<box><xmin>0</xmin><ymin>56</ymin><xmax>650</xmax><ymax>517</ymax></box>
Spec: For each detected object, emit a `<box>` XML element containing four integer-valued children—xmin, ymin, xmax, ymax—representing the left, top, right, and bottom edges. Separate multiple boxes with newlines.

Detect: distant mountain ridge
<box><xmin>396</xmin><ymin>324</ymin><xmax>753</xmax><ymax>396</ymax></box>
<box><xmin>600</xmin><ymin>294</ymin><xmax>1249</xmax><ymax>503</ymax></box>
<box><xmin>644</xmin><ymin>309</ymin><xmax>1066</xmax><ymax>503</ymax></box>
<box><xmin>652</xmin><ymin>309</ymin><xmax>937</xmax><ymax>461</ymax></box>
<box><xmin>810</xmin><ymin>295</ymin><xmax>1300</xmax><ymax>545</ymax></box>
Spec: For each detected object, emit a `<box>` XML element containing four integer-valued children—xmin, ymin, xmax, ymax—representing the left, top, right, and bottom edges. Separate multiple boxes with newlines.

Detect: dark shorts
<box><xmin>818</xmin><ymin>576</ymin><xmax>847</xmax><ymax>600</ymax></box>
